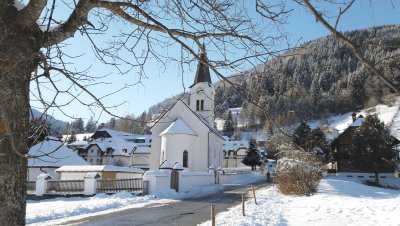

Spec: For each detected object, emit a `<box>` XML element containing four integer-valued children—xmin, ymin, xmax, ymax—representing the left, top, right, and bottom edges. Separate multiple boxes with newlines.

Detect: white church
<box><xmin>149</xmin><ymin>51</ymin><xmax>224</xmax><ymax>172</ymax></box>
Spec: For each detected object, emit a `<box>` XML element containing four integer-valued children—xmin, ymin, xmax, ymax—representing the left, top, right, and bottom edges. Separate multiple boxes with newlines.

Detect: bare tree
<box><xmin>0</xmin><ymin>0</ymin><xmax>290</xmax><ymax>224</ymax></box>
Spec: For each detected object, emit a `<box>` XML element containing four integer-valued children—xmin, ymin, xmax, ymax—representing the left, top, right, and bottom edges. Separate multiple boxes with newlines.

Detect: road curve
<box><xmin>63</xmin><ymin>180</ymin><xmax>271</xmax><ymax>226</ymax></box>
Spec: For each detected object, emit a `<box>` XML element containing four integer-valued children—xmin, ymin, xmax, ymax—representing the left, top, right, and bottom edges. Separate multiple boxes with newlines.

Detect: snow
<box><xmin>223</xmin><ymin>140</ymin><xmax>249</xmax><ymax>152</ymax></box>
<box><xmin>55</xmin><ymin>165</ymin><xmax>144</xmax><ymax>173</ymax></box>
<box><xmin>28</xmin><ymin>138</ymin><xmax>88</xmax><ymax>167</ymax></box>
<box><xmin>160</xmin><ymin>117</ymin><xmax>197</xmax><ymax>136</ymax></box>
<box><xmin>199</xmin><ymin>178</ymin><xmax>400</xmax><ymax>226</ymax></box>
<box><xmin>26</xmin><ymin>172</ymin><xmax>265</xmax><ymax>225</ymax></box>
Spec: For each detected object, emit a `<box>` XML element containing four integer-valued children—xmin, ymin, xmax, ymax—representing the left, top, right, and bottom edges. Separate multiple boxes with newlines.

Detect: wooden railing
<box><xmin>47</xmin><ymin>180</ymin><xmax>85</xmax><ymax>193</ymax></box>
<box><xmin>96</xmin><ymin>178</ymin><xmax>143</xmax><ymax>193</ymax></box>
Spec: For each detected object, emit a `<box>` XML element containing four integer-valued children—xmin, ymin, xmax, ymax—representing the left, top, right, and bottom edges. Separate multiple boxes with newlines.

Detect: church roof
<box><xmin>190</xmin><ymin>51</ymin><xmax>211</xmax><ymax>87</ymax></box>
<box><xmin>159</xmin><ymin>117</ymin><xmax>197</xmax><ymax>136</ymax></box>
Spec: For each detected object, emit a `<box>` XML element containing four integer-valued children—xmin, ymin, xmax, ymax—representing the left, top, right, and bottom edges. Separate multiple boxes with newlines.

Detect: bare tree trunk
<box><xmin>0</xmin><ymin>13</ymin><xmax>40</xmax><ymax>225</ymax></box>
<box><xmin>0</xmin><ymin>66</ymin><xmax>31</xmax><ymax>225</ymax></box>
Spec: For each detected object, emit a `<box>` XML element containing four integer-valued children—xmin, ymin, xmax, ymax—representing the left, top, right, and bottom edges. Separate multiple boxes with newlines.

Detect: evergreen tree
<box><xmin>71</xmin><ymin>118</ymin><xmax>85</xmax><ymax>134</ymax></box>
<box><xmin>351</xmin><ymin>114</ymin><xmax>398</xmax><ymax>184</ymax></box>
<box><xmin>107</xmin><ymin>117</ymin><xmax>116</xmax><ymax>130</ymax></box>
<box><xmin>85</xmin><ymin>116</ymin><xmax>97</xmax><ymax>133</ymax></box>
<box><xmin>223</xmin><ymin>110</ymin><xmax>235</xmax><ymax>137</ymax></box>
<box><xmin>242</xmin><ymin>138</ymin><xmax>263</xmax><ymax>171</ymax></box>
<box><xmin>293</xmin><ymin>121</ymin><xmax>312</xmax><ymax>150</ymax></box>
<box><xmin>309</xmin><ymin>128</ymin><xmax>330</xmax><ymax>162</ymax></box>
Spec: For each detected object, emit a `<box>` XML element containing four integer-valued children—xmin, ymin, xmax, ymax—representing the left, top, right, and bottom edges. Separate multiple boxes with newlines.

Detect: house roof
<box><xmin>150</xmin><ymin>99</ymin><xmax>224</xmax><ymax>140</ymax></box>
<box><xmin>223</xmin><ymin>140</ymin><xmax>249</xmax><ymax>152</ymax></box>
<box><xmin>190</xmin><ymin>51</ymin><xmax>211</xmax><ymax>87</ymax></box>
<box><xmin>28</xmin><ymin>138</ymin><xmax>89</xmax><ymax>167</ymax></box>
<box><xmin>159</xmin><ymin>118</ymin><xmax>197</xmax><ymax>136</ymax></box>
<box><xmin>349</xmin><ymin>115</ymin><xmax>364</xmax><ymax>127</ymax></box>
<box><xmin>132</xmin><ymin>146</ymin><xmax>151</xmax><ymax>154</ymax></box>
<box><xmin>55</xmin><ymin>165</ymin><xmax>144</xmax><ymax>173</ymax></box>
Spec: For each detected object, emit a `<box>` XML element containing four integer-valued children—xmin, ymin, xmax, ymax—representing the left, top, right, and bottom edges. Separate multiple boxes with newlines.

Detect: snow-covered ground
<box><xmin>199</xmin><ymin>178</ymin><xmax>400</xmax><ymax>226</ymax></box>
<box><xmin>26</xmin><ymin>174</ymin><xmax>264</xmax><ymax>225</ymax></box>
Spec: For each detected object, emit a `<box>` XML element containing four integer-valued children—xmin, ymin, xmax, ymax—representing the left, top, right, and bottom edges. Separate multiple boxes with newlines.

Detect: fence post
<box><xmin>242</xmin><ymin>193</ymin><xmax>245</xmax><ymax>216</ymax></box>
<box><xmin>84</xmin><ymin>172</ymin><xmax>100</xmax><ymax>195</ymax></box>
<box><xmin>251</xmin><ymin>185</ymin><xmax>257</xmax><ymax>205</ymax></box>
<box><xmin>35</xmin><ymin>173</ymin><xmax>52</xmax><ymax>196</ymax></box>
<box><xmin>142</xmin><ymin>181</ymin><xmax>149</xmax><ymax>195</ymax></box>
<box><xmin>211</xmin><ymin>204</ymin><xmax>216</xmax><ymax>226</ymax></box>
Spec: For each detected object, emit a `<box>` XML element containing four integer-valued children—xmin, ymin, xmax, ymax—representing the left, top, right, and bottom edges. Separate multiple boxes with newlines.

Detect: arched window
<box><xmin>196</xmin><ymin>100</ymin><xmax>200</xmax><ymax>110</ymax></box>
<box><xmin>183</xmin><ymin>150</ymin><xmax>188</xmax><ymax>167</ymax></box>
<box><xmin>200</xmin><ymin>100</ymin><xmax>204</xmax><ymax>110</ymax></box>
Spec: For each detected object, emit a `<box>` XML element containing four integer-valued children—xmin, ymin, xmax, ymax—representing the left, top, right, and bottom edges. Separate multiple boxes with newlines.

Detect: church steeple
<box><xmin>190</xmin><ymin>50</ymin><xmax>211</xmax><ymax>87</ymax></box>
<box><xmin>189</xmin><ymin>48</ymin><xmax>215</xmax><ymax>126</ymax></box>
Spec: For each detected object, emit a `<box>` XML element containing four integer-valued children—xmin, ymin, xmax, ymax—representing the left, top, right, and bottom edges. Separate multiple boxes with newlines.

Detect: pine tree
<box><xmin>351</xmin><ymin>114</ymin><xmax>398</xmax><ymax>184</ymax></box>
<box><xmin>242</xmin><ymin>138</ymin><xmax>263</xmax><ymax>171</ymax></box>
<box><xmin>293</xmin><ymin>121</ymin><xmax>312</xmax><ymax>150</ymax></box>
<box><xmin>71</xmin><ymin>118</ymin><xmax>85</xmax><ymax>134</ymax></box>
<box><xmin>223</xmin><ymin>110</ymin><xmax>235</xmax><ymax>137</ymax></box>
<box><xmin>85</xmin><ymin>116</ymin><xmax>97</xmax><ymax>133</ymax></box>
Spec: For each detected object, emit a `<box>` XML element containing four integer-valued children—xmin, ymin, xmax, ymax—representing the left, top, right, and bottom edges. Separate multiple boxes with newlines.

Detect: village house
<box><xmin>222</xmin><ymin>137</ymin><xmax>249</xmax><ymax>168</ymax></box>
<box><xmin>71</xmin><ymin>129</ymin><xmax>151</xmax><ymax>169</ymax></box>
<box><xmin>28</xmin><ymin>137</ymin><xmax>88</xmax><ymax>181</ymax></box>
<box><xmin>330</xmin><ymin>113</ymin><xmax>400</xmax><ymax>173</ymax></box>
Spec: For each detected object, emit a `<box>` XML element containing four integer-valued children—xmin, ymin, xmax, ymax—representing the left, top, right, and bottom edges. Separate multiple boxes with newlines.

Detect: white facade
<box><xmin>150</xmin><ymin>100</ymin><xmax>224</xmax><ymax>172</ymax></box>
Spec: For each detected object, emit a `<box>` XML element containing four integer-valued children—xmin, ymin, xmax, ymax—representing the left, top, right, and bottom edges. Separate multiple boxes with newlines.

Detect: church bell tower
<box><xmin>189</xmin><ymin>50</ymin><xmax>215</xmax><ymax>126</ymax></box>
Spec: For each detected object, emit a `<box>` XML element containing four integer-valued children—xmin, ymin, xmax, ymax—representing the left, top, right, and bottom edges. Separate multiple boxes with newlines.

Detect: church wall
<box><xmin>161</xmin><ymin>134</ymin><xmax>196</xmax><ymax>170</ymax></box>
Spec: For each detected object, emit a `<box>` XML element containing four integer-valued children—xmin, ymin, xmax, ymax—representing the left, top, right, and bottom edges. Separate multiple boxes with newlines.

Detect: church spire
<box><xmin>191</xmin><ymin>49</ymin><xmax>211</xmax><ymax>87</ymax></box>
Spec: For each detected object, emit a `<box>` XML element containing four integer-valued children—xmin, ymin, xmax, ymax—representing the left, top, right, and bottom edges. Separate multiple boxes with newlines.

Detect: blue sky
<box><xmin>30</xmin><ymin>1</ymin><xmax>399</xmax><ymax>124</ymax></box>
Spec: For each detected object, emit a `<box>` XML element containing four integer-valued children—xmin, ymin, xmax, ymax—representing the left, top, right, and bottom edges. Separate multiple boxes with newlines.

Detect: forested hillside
<box><xmin>218</xmin><ymin>25</ymin><xmax>400</xmax><ymax>130</ymax></box>
<box><xmin>104</xmin><ymin>25</ymin><xmax>400</xmax><ymax>134</ymax></box>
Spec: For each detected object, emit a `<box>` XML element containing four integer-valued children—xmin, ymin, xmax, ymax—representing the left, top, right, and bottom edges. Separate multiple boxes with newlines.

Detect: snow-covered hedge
<box><xmin>276</xmin><ymin>149</ymin><xmax>322</xmax><ymax>196</ymax></box>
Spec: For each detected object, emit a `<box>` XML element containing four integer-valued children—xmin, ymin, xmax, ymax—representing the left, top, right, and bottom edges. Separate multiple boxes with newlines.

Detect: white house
<box><xmin>222</xmin><ymin>138</ymin><xmax>249</xmax><ymax>168</ymax></box>
<box><xmin>28</xmin><ymin>137</ymin><xmax>88</xmax><ymax>181</ymax></box>
<box><xmin>149</xmin><ymin>51</ymin><xmax>224</xmax><ymax>172</ymax></box>
<box><xmin>71</xmin><ymin>129</ymin><xmax>152</xmax><ymax>169</ymax></box>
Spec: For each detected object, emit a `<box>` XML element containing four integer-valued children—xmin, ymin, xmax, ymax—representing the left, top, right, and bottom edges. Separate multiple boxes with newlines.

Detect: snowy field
<box><xmin>199</xmin><ymin>178</ymin><xmax>400</xmax><ymax>226</ymax></box>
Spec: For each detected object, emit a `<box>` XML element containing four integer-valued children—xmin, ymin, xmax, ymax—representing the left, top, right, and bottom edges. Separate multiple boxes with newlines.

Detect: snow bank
<box><xmin>199</xmin><ymin>178</ymin><xmax>400</xmax><ymax>226</ymax></box>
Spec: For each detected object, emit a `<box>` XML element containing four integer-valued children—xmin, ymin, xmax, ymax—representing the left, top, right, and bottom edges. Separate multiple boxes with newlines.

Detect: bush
<box><xmin>276</xmin><ymin>148</ymin><xmax>322</xmax><ymax>196</ymax></box>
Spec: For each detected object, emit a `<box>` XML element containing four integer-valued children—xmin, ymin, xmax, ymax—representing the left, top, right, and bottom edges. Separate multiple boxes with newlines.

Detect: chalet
<box><xmin>28</xmin><ymin>137</ymin><xmax>88</xmax><ymax>181</ymax></box>
<box><xmin>71</xmin><ymin>128</ymin><xmax>152</xmax><ymax>169</ymax></box>
<box><xmin>330</xmin><ymin>114</ymin><xmax>400</xmax><ymax>172</ymax></box>
<box><xmin>222</xmin><ymin>138</ymin><xmax>249</xmax><ymax>168</ymax></box>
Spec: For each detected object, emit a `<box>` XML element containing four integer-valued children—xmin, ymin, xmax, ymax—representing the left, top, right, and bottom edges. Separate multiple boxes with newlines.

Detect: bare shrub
<box><xmin>276</xmin><ymin>147</ymin><xmax>322</xmax><ymax>196</ymax></box>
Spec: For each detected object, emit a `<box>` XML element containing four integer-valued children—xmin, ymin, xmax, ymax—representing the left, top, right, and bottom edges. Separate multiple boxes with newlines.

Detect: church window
<box><xmin>200</xmin><ymin>100</ymin><xmax>204</xmax><ymax>110</ymax></box>
<box><xmin>183</xmin><ymin>150</ymin><xmax>188</xmax><ymax>167</ymax></box>
<box><xmin>196</xmin><ymin>100</ymin><xmax>200</xmax><ymax>111</ymax></box>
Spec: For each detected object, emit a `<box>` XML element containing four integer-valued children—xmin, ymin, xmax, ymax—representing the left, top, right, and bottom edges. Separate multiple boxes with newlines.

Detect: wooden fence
<box><xmin>47</xmin><ymin>180</ymin><xmax>85</xmax><ymax>193</ymax></box>
<box><xmin>96</xmin><ymin>178</ymin><xmax>143</xmax><ymax>193</ymax></box>
<box><xmin>27</xmin><ymin>181</ymin><xmax>36</xmax><ymax>192</ymax></box>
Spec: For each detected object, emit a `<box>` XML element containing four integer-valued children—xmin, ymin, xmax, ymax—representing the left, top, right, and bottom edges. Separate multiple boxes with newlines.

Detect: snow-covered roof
<box><xmin>55</xmin><ymin>165</ymin><xmax>144</xmax><ymax>173</ymax></box>
<box><xmin>88</xmin><ymin>137</ymin><xmax>136</xmax><ymax>156</ymax></box>
<box><xmin>28</xmin><ymin>138</ymin><xmax>88</xmax><ymax>167</ymax></box>
<box><xmin>68</xmin><ymin>140</ymin><xmax>89</xmax><ymax>147</ymax></box>
<box><xmin>159</xmin><ymin>118</ymin><xmax>197</xmax><ymax>136</ymax></box>
<box><xmin>350</xmin><ymin>116</ymin><xmax>364</xmax><ymax>127</ymax></box>
<box><xmin>132</xmin><ymin>146</ymin><xmax>151</xmax><ymax>154</ymax></box>
<box><xmin>223</xmin><ymin>140</ymin><xmax>249</xmax><ymax>151</ymax></box>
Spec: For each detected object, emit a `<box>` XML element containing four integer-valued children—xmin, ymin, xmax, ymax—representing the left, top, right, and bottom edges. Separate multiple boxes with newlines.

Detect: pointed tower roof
<box><xmin>190</xmin><ymin>50</ymin><xmax>211</xmax><ymax>87</ymax></box>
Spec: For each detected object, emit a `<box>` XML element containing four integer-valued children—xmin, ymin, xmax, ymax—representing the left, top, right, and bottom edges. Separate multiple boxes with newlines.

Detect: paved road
<box><xmin>64</xmin><ymin>180</ymin><xmax>271</xmax><ymax>226</ymax></box>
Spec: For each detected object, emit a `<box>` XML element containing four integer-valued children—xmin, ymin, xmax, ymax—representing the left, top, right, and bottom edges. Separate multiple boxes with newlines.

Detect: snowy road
<box><xmin>61</xmin><ymin>180</ymin><xmax>270</xmax><ymax>226</ymax></box>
